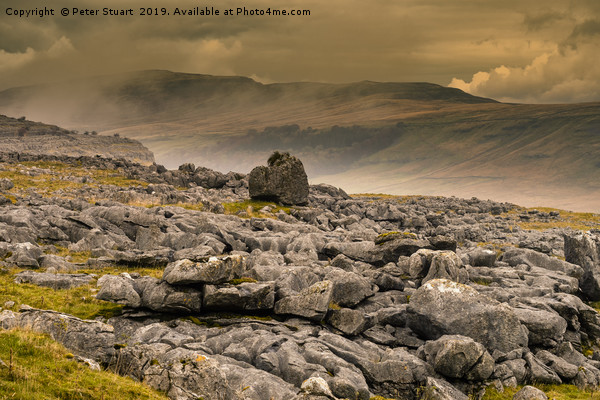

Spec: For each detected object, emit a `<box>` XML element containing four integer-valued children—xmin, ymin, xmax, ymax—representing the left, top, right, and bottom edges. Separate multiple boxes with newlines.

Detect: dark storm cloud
<box><xmin>564</xmin><ymin>19</ymin><xmax>600</xmax><ymax>48</ymax></box>
<box><xmin>0</xmin><ymin>0</ymin><xmax>599</xmax><ymax>102</ymax></box>
<box><xmin>523</xmin><ymin>10</ymin><xmax>568</xmax><ymax>31</ymax></box>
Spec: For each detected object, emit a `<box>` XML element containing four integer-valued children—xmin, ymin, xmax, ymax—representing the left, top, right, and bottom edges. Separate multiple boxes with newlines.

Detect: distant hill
<box><xmin>0</xmin><ymin>70</ymin><xmax>598</xmax><ymax>212</ymax></box>
<box><xmin>0</xmin><ymin>115</ymin><xmax>154</xmax><ymax>164</ymax></box>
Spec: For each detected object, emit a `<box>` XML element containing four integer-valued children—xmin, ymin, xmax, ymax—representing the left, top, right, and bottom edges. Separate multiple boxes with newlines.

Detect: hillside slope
<box><xmin>0</xmin><ymin>70</ymin><xmax>597</xmax><ymax>211</ymax></box>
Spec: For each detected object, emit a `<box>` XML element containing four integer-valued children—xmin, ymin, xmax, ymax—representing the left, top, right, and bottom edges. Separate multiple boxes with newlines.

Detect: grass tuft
<box><xmin>0</xmin><ymin>328</ymin><xmax>168</xmax><ymax>399</ymax></box>
<box><xmin>222</xmin><ymin>199</ymin><xmax>291</xmax><ymax>219</ymax></box>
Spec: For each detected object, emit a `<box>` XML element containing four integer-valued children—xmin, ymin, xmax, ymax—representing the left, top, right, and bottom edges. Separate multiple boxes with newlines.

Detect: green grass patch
<box><xmin>0</xmin><ymin>161</ymin><xmax>148</xmax><ymax>200</ymax></box>
<box><xmin>375</xmin><ymin>231</ymin><xmax>417</xmax><ymax>244</ymax></box>
<box><xmin>0</xmin><ymin>265</ymin><xmax>163</xmax><ymax>320</ymax></box>
<box><xmin>482</xmin><ymin>384</ymin><xmax>600</xmax><ymax>399</ymax></box>
<box><xmin>0</xmin><ymin>269</ymin><xmax>124</xmax><ymax>320</ymax></box>
<box><xmin>228</xmin><ymin>277</ymin><xmax>258</xmax><ymax>285</ymax></box>
<box><xmin>0</xmin><ymin>328</ymin><xmax>168</xmax><ymax>400</ymax></box>
<box><xmin>48</xmin><ymin>246</ymin><xmax>93</xmax><ymax>264</ymax></box>
<box><xmin>470</xmin><ymin>278</ymin><xmax>492</xmax><ymax>286</ymax></box>
<box><xmin>222</xmin><ymin>199</ymin><xmax>291</xmax><ymax>219</ymax></box>
<box><xmin>505</xmin><ymin>207</ymin><xmax>600</xmax><ymax>231</ymax></box>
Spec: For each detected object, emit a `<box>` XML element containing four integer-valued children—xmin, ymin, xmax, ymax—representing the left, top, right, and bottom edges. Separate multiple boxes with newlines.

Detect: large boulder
<box><xmin>406</xmin><ymin>279</ymin><xmax>529</xmax><ymax>352</ymax></box>
<box><xmin>248</xmin><ymin>152</ymin><xmax>309</xmax><ymax>205</ymax></box>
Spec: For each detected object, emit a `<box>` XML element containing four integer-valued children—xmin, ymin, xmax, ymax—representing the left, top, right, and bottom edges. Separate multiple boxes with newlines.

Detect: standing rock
<box><xmin>422</xmin><ymin>251</ymin><xmax>467</xmax><ymax>284</ymax></box>
<box><xmin>564</xmin><ymin>232</ymin><xmax>600</xmax><ymax>300</ymax></box>
<box><xmin>249</xmin><ymin>152</ymin><xmax>309</xmax><ymax>205</ymax></box>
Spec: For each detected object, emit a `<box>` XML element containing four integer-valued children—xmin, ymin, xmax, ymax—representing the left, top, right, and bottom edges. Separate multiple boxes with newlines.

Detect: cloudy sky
<box><xmin>1</xmin><ymin>0</ymin><xmax>599</xmax><ymax>103</ymax></box>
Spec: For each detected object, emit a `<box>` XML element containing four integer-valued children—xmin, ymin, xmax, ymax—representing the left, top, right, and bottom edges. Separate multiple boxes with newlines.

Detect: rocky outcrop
<box><xmin>0</xmin><ymin>115</ymin><xmax>155</xmax><ymax>164</ymax></box>
<box><xmin>249</xmin><ymin>152</ymin><xmax>309</xmax><ymax>205</ymax></box>
<box><xmin>2</xmin><ymin>152</ymin><xmax>600</xmax><ymax>400</ymax></box>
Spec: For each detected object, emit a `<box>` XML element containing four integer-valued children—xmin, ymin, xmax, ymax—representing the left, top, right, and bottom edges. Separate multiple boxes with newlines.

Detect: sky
<box><xmin>1</xmin><ymin>0</ymin><xmax>599</xmax><ymax>103</ymax></box>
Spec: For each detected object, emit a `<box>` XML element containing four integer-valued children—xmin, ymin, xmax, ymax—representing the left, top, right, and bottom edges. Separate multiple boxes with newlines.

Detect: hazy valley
<box><xmin>0</xmin><ymin>70</ymin><xmax>598</xmax><ymax>211</ymax></box>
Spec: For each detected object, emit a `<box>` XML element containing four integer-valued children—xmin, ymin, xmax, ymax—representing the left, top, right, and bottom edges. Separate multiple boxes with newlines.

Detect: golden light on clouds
<box><xmin>0</xmin><ymin>0</ymin><xmax>598</xmax><ymax>103</ymax></box>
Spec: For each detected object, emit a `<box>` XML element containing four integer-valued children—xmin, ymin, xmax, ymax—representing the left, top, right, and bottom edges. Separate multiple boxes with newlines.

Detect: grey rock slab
<box><xmin>501</xmin><ymin>359</ymin><xmax>528</xmax><ymax>384</ymax></box>
<box><xmin>323</xmin><ymin>267</ymin><xmax>374</xmax><ymax>307</ymax></box>
<box><xmin>378</xmin><ymin>237</ymin><xmax>433</xmax><ymax>264</ymax></box>
<box><xmin>420</xmin><ymin>334</ymin><xmax>494</xmax><ymax>381</ymax></box>
<box><xmin>163</xmin><ymin>254</ymin><xmax>246</xmax><ymax>285</ymax></box>
<box><xmin>203</xmin><ymin>281</ymin><xmax>275</xmax><ymax>311</ymax></box>
<box><xmin>16</xmin><ymin>308</ymin><xmax>116</xmax><ymax>363</ymax></box>
<box><xmin>274</xmin><ymin>280</ymin><xmax>333</xmax><ymax>321</ymax></box>
<box><xmin>361</xmin><ymin>325</ymin><xmax>397</xmax><ymax>346</ymax></box>
<box><xmin>523</xmin><ymin>352</ymin><xmax>562</xmax><ymax>384</ymax></box>
<box><xmin>512</xmin><ymin>385</ymin><xmax>548</xmax><ymax>400</ymax></box>
<box><xmin>327</xmin><ymin>308</ymin><xmax>371</xmax><ymax>336</ymax></box>
<box><xmin>301</xmin><ymin>340</ymin><xmax>371</xmax><ymax>400</ymax></box>
<box><xmin>131</xmin><ymin>323</ymin><xmax>194</xmax><ymax>348</ymax></box>
<box><xmin>420</xmin><ymin>376</ymin><xmax>469</xmax><ymax>400</ymax></box>
<box><xmin>502</xmin><ymin>247</ymin><xmax>583</xmax><ymax>278</ymax></box>
<box><xmin>535</xmin><ymin>350</ymin><xmax>578</xmax><ymax>380</ymax></box>
<box><xmin>143</xmin><ymin>348</ymin><xmax>242</xmax><ymax>400</ymax></box>
<box><xmin>141</xmin><ymin>279</ymin><xmax>203</xmax><ymax>313</ymax></box>
<box><xmin>274</xmin><ymin>266</ymin><xmax>321</xmax><ymax>299</ymax></box>
<box><xmin>408</xmin><ymin>249</ymin><xmax>438</xmax><ymax>278</ymax></box>
<box><xmin>6</xmin><ymin>242</ymin><xmax>42</xmax><ymax>268</ymax></box>
<box><xmin>15</xmin><ymin>270</ymin><xmax>94</xmax><ymax>289</ymax></box>
<box><xmin>365</xmin><ymin>347</ymin><xmax>434</xmax><ymax>399</ymax></box>
<box><xmin>512</xmin><ymin>306</ymin><xmax>567</xmax><ymax>347</ymax></box>
<box><xmin>38</xmin><ymin>254</ymin><xmax>76</xmax><ymax>272</ymax></box>
<box><xmin>0</xmin><ymin>177</ymin><xmax>14</xmax><ymax>191</ymax></box>
<box><xmin>96</xmin><ymin>274</ymin><xmax>142</xmax><ymax>308</ymax></box>
<box><xmin>0</xmin><ymin>310</ymin><xmax>18</xmax><ymax>329</ymax></box>
<box><xmin>407</xmin><ymin>279</ymin><xmax>529</xmax><ymax>352</ymax></box>
<box><xmin>212</xmin><ymin>356</ymin><xmax>300</xmax><ymax>400</ymax></box>
<box><xmin>321</xmin><ymin>241</ymin><xmax>383</xmax><ymax>265</ymax></box>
